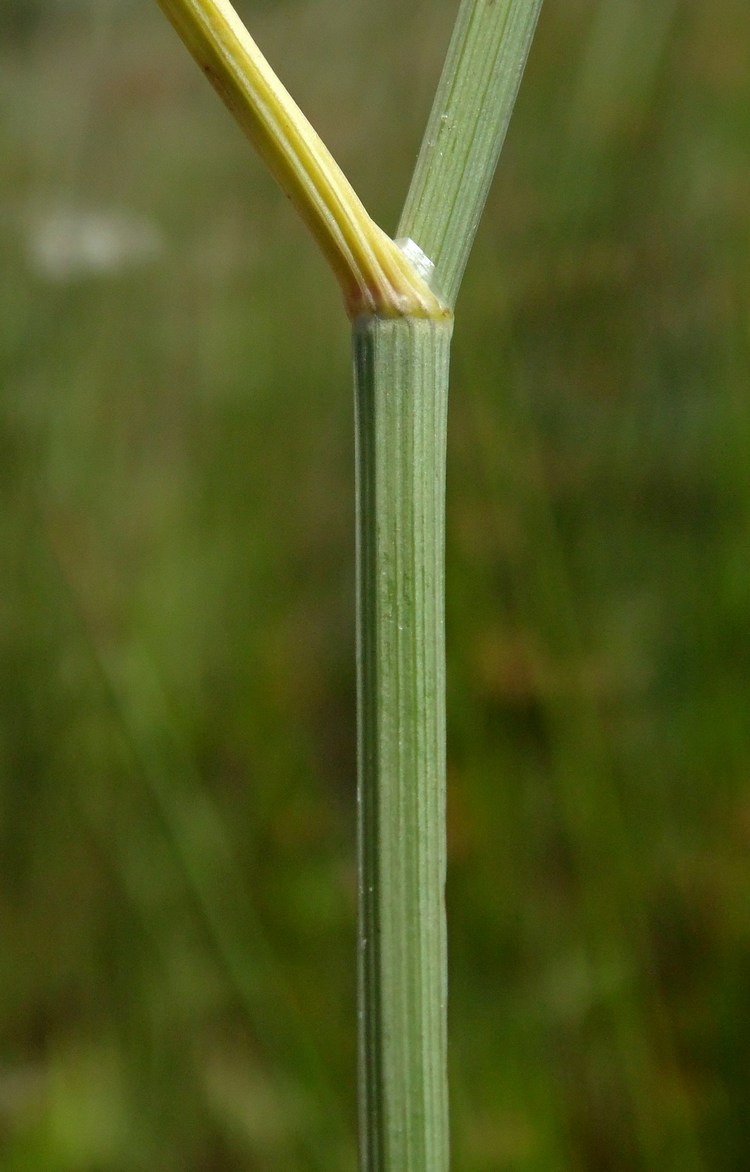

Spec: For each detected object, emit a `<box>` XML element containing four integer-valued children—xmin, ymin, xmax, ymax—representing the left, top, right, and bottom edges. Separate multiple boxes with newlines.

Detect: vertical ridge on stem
<box><xmin>399</xmin><ymin>0</ymin><xmax>544</xmax><ymax>308</ymax></box>
<box><xmin>354</xmin><ymin>316</ymin><xmax>452</xmax><ymax>1170</ymax></box>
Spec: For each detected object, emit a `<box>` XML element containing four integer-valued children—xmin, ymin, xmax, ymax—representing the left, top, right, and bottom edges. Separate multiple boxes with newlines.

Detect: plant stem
<box><xmin>153</xmin><ymin>2</ymin><xmax>544</xmax><ymax>1167</ymax></box>
<box><xmin>356</xmin><ymin>5</ymin><xmax>543</xmax><ymax>1165</ymax></box>
<box><xmin>154</xmin><ymin>0</ymin><xmax>443</xmax><ymax>318</ymax></box>
<box><xmin>399</xmin><ymin>0</ymin><xmax>544</xmax><ymax>308</ymax></box>
<box><xmin>354</xmin><ymin>315</ymin><xmax>452</xmax><ymax>1171</ymax></box>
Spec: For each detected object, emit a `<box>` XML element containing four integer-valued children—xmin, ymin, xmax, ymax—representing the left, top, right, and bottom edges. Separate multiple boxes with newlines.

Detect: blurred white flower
<box><xmin>27</xmin><ymin>207</ymin><xmax>164</xmax><ymax>281</ymax></box>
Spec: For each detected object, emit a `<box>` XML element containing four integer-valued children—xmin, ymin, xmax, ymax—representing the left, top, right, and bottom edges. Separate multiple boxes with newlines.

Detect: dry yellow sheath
<box><xmin>155</xmin><ymin>0</ymin><xmax>448</xmax><ymax>320</ymax></box>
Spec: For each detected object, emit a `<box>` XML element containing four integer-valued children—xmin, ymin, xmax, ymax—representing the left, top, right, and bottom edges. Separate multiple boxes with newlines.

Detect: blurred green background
<box><xmin>2</xmin><ymin>0</ymin><xmax>750</xmax><ymax>1168</ymax></box>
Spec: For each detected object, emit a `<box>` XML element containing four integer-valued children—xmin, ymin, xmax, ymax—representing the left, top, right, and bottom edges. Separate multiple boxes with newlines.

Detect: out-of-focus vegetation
<box><xmin>1</xmin><ymin>0</ymin><xmax>749</xmax><ymax>1168</ymax></box>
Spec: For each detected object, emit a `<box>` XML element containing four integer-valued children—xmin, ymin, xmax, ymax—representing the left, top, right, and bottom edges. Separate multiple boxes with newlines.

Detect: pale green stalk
<box><xmin>153</xmin><ymin>2</ymin><xmax>543</xmax><ymax>1168</ymax></box>
<box><xmin>359</xmin><ymin>5</ymin><xmax>542</xmax><ymax>1166</ymax></box>
<box><xmin>400</xmin><ymin>0</ymin><xmax>544</xmax><ymax>308</ymax></box>
<box><xmin>354</xmin><ymin>315</ymin><xmax>452</xmax><ymax>1170</ymax></box>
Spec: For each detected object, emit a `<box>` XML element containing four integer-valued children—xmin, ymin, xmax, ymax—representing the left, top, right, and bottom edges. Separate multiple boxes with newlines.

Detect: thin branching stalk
<box><xmin>152</xmin><ymin>2</ymin><xmax>543</xmax><ymax>1167</ymax></box>
<box><xmin>400</xmin><ymin>0</ymin><xmax>544</xmax><ymax>308</ymax></box>
<box><xmin>154</xmin><ymin>0</ymin><xmax>443</xmax><ymax>319</ymax></box>
<box><xmin>357</xmin><ymin>5</ymin><xmax>542</xmax><ymax>1165</ymax></box>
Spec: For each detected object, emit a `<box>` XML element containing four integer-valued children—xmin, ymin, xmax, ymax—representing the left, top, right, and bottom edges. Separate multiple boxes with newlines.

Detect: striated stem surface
<box><xmin>354</xmin><ymin>316</ymin><xmax>453</xmax><ymax>1171</ymax></box>
<box><xmin>399</xmin><ymin>0</ymin><xmax>544</xmax><ymax>308</ymax></box>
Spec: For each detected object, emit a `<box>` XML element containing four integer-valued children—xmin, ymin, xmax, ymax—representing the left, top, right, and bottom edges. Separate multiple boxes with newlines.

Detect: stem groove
<box><xmin>354</xmin><ymin>316</ymin><xmax>452</xmax><ymax>1170</ymax></box>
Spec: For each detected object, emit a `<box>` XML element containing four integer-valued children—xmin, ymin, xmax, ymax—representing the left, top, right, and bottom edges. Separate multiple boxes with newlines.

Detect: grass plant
<box><xmin>4</xmin><ymin>1</ymin><xmax>750</xmax><ymax>1168</ymax></box>
<box><xmin>153</xmin><ymin>0</ymin><xmax>542</xmax><ymax>1166</ymax></box>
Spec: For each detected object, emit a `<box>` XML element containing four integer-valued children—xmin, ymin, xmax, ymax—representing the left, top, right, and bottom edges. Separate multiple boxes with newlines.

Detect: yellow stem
<box><xmin>155</xmin><ymin>0</ymin><xmax>449</xmax><ymax>320</ymax></box>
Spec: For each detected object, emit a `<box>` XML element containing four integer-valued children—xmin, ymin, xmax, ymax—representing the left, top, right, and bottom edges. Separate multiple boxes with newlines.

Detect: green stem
<box><xmin>399</xmin><ymin>0</ymin><xmax>544</xmax><ymax>308</ymax></box>
<box><xmin>354</xmin><ymin>5</ymin><xmax>543</xmax><ymax>1165</ymax></box>
<box><xmin>354</xmin><ymin>315</ymin><xmax>453</xmax><ymax>1171</ymax></box>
